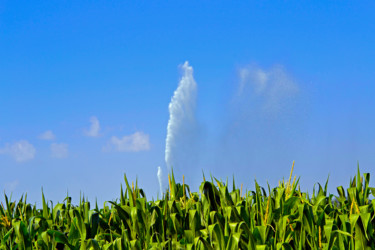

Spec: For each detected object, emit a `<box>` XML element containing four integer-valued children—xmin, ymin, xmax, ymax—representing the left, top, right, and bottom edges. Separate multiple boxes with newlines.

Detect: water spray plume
<box><xmin>165</xmin><ymin>61</ymin><xmax>197</xmax><ymax>170</ymax></box>
<box><xmin>157</xmin><ymin>166</ymin><xmax>163</xmax><ymax>196</ymax></box>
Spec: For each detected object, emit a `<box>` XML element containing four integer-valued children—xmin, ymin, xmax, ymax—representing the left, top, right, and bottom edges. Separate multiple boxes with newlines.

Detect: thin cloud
<box><xmin>39</xmin><ymin>130</ymin><xmax>56</xmax><ymax>140</ymax></box>
<box><xmin>0</xmin><ymin>140</ymin><xmax>36</xmax><ymax>162</ymax></box>
<box><xmin>4</xmin><ymin>180</ymin><xmax>19</xmax><ymax>192</ymax></box>
<box><xmin>238</xmin><ymin>64</ymin><xmax>298</xmax><ymax>114</ymax></box>
<box><xmin>51</xmin><ymin>143</ymin><xmax>68</xmax><ymax>158</ymax></box>
<box><xmin>84</xmin><ymin>116</ymin><xmax>100</xmax><ymax>137</ymax></box>
<box><xmin>106</xmin><ymin>131</ymin><xmax>150</xmax><ymax>152</ymax></box>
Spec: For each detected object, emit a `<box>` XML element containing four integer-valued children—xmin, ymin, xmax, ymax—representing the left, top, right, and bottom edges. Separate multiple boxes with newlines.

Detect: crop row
<box><xmin>1</xmin><ymin>163</ymin><xmax>374</xmax><ymax>249</ymax></box>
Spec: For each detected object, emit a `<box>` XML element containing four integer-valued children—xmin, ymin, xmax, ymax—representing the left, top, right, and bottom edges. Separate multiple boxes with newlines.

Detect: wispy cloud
<box><xmin>4</xmin><ymin>180</ymin><xmax>19</xmax><ymax>192</ymax></box>
<box><xmin>38</xmin><ymin>130</ymin><xmax>56</xmax><ymax>140</ymax></box>
<box><xmin>106</xmin><ymin>132</ymin><xmax>150</xmax><ymax>152</ymax></box>
<box><xmin>0</xmin><ymin>140</ymin><xmax>36</xmax><ymax>162</ymax></box>
<box><xmin>51</xmin><ymin>143</ymin><xmax>68</xmax><ymax>158</ymax></box>
<box><xmin>84</xmin><ymin>116</ymin><xmax>100</xmax><ymax>137</ymax></box>
<box><xmin>238</xmin><ymin>64</ymin><xmax>298</xmax><ymax>113</ymax></box>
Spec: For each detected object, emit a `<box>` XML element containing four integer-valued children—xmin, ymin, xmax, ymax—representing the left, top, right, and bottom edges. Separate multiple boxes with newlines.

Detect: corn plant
<box><xmin>1</xmin><ymin>164</ymin><xmax>374</xmax><ymax>249</ymax></box>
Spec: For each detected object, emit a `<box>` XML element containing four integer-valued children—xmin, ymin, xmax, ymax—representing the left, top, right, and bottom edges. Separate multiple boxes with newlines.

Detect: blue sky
<box><xmin>1</xmin><ymin>1</ymin><xmax>375</xmax><ymax>205</ymax></box>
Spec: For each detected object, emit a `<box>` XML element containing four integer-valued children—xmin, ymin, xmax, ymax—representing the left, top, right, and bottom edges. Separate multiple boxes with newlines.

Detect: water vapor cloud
<box><xmin>51</xmin><ymin>143</ymin><xmax>69</xmax><ymax>158</ymax></box>
<box><xmin>107</xmin><ymin>131</ymin><xmax>150</xmax><ymax>152</ymax></box>
<box><xmin>85</xmin><ymin>116</ymin><xmax>100</xmax><ymax>137</ymax></box>
<box><xmin>215</xmin><ymin>64</ymin><xmax>302</xmax><ymax>175</ymax></box>
<box><xmin>238</xmin><ymin>65</ymin><xmax>298</xmax><ymax>114</ymax></box>
<box><xmin>4</xmin><ymin>180</ymin><xmax>19</xmax><ymax>192</ymax></box>
<box><xmin>0</xmin><ymin>140</ymin><xmax>36</xmax><ymax>162</ymax></box>
<box><xmin>39</xmin><ymin>130</ymin><xmax>56</xmax><ymax>140</ymax></box>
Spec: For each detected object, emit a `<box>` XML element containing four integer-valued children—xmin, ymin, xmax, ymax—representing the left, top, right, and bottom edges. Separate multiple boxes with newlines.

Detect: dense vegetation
<box><xmin>1</xmin><ymin>164</ymin><xmax>375</xmax><ymax>249</ymax></box>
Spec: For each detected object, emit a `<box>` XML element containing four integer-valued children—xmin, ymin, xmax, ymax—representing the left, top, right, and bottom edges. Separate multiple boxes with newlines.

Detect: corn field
<box><xmin>1</xmin><ymin>164</ymin><xmax>375</xmax><ymax>249</ymax></box>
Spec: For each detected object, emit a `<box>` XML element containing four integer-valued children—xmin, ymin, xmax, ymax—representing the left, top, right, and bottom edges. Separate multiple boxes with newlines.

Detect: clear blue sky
<box><xmin>1</xmin><ymin>1</ymin><xmax>374</xmax><ymax>205</ymax></box>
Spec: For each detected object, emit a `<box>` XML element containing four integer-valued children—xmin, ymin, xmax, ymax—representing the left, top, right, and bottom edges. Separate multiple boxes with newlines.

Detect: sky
<box><xmin>1</xmin><ymin>1</ymin><xmax>375</xmax><ymax>205</ymax></box>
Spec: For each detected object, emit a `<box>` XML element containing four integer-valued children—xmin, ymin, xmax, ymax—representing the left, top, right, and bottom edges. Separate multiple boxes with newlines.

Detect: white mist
<box><xmin>165</xmin><ymin>61</ymin><xmax>197</xmax><ymax>170</ymax></box>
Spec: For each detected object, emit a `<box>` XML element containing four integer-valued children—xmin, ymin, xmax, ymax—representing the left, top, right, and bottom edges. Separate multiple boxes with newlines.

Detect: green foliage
<box><xmin>1</xmin><ymin>166</ymin><xmax>375</xmax><ymax>249</ymax></box>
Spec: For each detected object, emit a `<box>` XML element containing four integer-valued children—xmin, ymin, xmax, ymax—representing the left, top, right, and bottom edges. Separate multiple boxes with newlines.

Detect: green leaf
<box><xmin>47</xmin><ymin>230</ymin><xmax>74</xmax><ymax>249</ymax></box>
<box><xmin>208</xmin><ymin>223</ymin><xmax>225</xmax><ymax>249</ymax></box>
